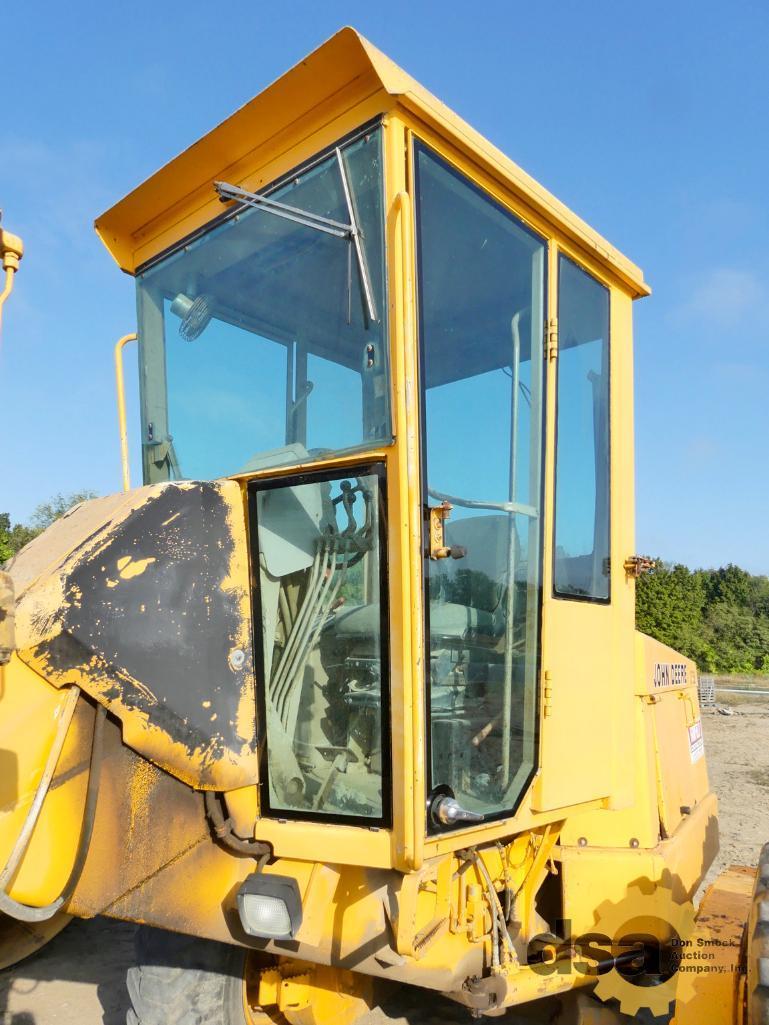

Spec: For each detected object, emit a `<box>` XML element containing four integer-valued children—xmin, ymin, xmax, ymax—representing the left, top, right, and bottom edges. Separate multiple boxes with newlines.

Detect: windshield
<box><xmin>135</xmin><ymin>126</ymin><xmax>390</xmax><ymax>484</ymax></box>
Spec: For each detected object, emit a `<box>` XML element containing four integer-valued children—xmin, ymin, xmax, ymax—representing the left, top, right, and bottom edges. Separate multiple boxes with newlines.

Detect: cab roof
<box><xmin>96</xmin><ymin>27</ymin><xmax>649</xmax><ymax>298</ymax></box>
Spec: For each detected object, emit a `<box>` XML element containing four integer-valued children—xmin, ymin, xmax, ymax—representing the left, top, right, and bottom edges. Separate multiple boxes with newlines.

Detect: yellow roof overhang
<box><xmin>96</xmin><ymin>27</ymin><xmax>650</xmax><ymax>298</ymax></box>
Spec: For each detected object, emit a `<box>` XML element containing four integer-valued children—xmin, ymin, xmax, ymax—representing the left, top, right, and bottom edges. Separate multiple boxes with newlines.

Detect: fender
<box><xmin>9</xmin><ymin>482</ymin><xmax>257</xmax><ymax>790</ymax></box>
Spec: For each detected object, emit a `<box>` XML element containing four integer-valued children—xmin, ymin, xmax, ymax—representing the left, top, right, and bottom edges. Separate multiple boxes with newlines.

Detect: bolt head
<box><xmin>228</xmin><ymin>648</ymin><xmax>246</xmax><ymax>671</ymax></box>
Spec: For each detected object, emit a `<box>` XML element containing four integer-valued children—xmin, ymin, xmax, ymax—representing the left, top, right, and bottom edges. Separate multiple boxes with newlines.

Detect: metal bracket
<box><xmin>427</xmin><ymin>502</ymin><xmax>466</xmax><ymax>561</ymax></box>
<box><xmin>624</xmin><ymin>554</ymin><xmax>656</xmax><ymax>579</ymax></box>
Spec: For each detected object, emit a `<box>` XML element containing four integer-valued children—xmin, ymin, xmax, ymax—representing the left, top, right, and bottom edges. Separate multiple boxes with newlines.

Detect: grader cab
<box><xmin>1</xmin><ymin>27</ymin><xmax>765</xmax><ymax>1025</ymax></box>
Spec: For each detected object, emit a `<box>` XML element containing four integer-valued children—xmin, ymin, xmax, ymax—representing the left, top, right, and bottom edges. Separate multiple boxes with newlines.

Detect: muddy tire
<box><xmin>127</xmin><ymin>926</ymin><xmax>249</xmax><ymax>1025</ymax></box>
<box><xmin>748</xmin><ymin>842</ymin><xmax>769</xmax><ymax>1025</ymax></box>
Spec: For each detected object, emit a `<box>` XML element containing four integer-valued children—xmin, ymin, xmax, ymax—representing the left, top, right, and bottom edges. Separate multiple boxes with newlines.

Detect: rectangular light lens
<box><xmin>235</xmin><ymin>873</ymin><xmax>302</xmax><ymax>940</ymax></box>
<box><xmin>239</xmin><ymin>893</ymin><xmax>292</xmax><ymax>938</ymax></box>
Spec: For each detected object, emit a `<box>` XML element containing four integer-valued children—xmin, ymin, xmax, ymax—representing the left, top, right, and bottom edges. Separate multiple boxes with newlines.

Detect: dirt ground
<box><xmin>2</xmin><ymin>694</ymin><xmax>767</xmax><ymax>1025</ymax></box>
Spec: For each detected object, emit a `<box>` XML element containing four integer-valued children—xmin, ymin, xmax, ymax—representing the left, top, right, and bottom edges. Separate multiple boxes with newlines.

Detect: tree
<box><xmin>637</xmin><ymin>559</ymin><xmax>769</xmax><ymax>675</ymax></box>
<box><xmin>29</xmin><ymin>491</ymin><xmax>97</xmax><ymax>532</ymax></box>
<box><xmin>0</xmin><ymin>513</ymin><xmax>37</xmax><ymax>564</ymax></box>
<box><xmin>0</xmin><ymin>491</ymin><xmax>97</xmax><ymax>564</ymax></box>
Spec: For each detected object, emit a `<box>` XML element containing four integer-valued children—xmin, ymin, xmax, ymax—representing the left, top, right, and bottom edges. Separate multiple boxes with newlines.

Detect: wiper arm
<box><xmin>215</xmin><ymin>181</ymin><xmax>350</xmax><ymax>238</ymax></box>
<box><xmin>334</xmin><ymin>148</ymin><xmax>377</xmax><ymax>324</ymax></box>
<box><xmin>214</xmin><ymin>170</ymin><xmax>378</xmax><ymax>325</ymax></box>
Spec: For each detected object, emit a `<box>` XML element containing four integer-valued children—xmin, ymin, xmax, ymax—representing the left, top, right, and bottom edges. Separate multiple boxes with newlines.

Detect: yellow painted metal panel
<box><xmin>560</xmin><ymin>697</ymin><xmax>661</xmax><ymax>850</ymax></box>
<box><xmin>560</xmin><ymin>792</ymin><xmax>719</xmax><ymax>938</ymax></box>
<box><xmin>650</xmin><ymin>690</ymin><xmax>710</xmax><ymax>837</ymax></box>
<box><xmin>672</xmin><ymin>865</ymin><xmax>753</xmax><ymax>1025</ymax></box>
<box><xmin>95</xmin><ymin>28</ymin><xmax>648</xmax><ymax>298</ymax></box>
<box><xmin>0</xmin><ymin>657</ymin><xmax>88</xmax><ymax>905</ymax></box>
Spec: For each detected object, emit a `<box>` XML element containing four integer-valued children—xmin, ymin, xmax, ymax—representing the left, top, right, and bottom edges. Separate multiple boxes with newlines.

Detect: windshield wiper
<box><xmin>214</xmin><ymin>160</ymin><xmax>377</xmax><ymax>324</ymax></box>
<box><xmin>333</xmin><ymin>148</ymin><xmax>377</xmax><ymax>324</ymax></box>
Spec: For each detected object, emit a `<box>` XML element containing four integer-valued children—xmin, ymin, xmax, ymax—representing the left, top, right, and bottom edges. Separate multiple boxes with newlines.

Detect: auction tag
<box><xmin>688</xmin><ymin>719</ymin><xmax>704</xmax><ymax>763</ymax></box>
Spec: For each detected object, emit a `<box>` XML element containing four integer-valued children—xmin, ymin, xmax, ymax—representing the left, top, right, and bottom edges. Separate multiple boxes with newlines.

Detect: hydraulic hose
<box><xmin>460</xmin><ymin>849</ymin><xmax>517</xmax><ymax>967</ymax></box>
<box><xmin>203</xmin><ymin>790</ymin><xmax>271</xmax><ymax>866</ymax></box>
<box><xmin>0</xmin><ymin>691</ymin><xmax>106</xmax><ymax>923</ymax></box>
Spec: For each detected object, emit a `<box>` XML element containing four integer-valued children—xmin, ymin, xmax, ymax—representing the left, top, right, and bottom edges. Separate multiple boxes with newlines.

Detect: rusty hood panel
<box><xmin>10</xmin><ymin>482</ymin><xmax>258</xmax><ymax>790</ymax></box>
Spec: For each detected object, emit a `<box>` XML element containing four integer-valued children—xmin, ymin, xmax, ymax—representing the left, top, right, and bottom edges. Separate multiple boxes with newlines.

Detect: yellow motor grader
<box><xmin>1</xmin><ymin>27</ymin><xmax>766</xmax><ymax>1025</ymax></box>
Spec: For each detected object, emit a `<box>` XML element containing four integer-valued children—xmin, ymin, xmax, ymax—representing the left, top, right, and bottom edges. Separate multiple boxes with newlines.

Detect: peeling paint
<box><xmin>117</xmin><ymin>556</ymin><xmax>157</xmax><ymax>580</ymax></box>
<box><xmin>11</xmin><ymin>482</ymin><xmax>259</xmax><ymax>790</ymax></box>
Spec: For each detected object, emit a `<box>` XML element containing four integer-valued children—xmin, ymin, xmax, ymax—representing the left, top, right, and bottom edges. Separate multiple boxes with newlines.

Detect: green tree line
<box><xmin>636</xmin><ymin>561</ymin><xmax>769</xmax><ymax>675</ymax></box>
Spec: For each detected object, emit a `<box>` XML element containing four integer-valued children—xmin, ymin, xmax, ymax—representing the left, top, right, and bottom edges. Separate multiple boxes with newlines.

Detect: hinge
<box><xmin>624</xmin><ymin>555</ymin><xmax>656</xmax><ymax>579</ymax></box>
<box><xmin>545</xmin><ymin>317</ymin><xmax>558</xmax><ymax>362</ymax></box>
<box><xmin>543</xmin><ymin>669</ymin><xmax>553</xmax><ymax>717</ymax></box>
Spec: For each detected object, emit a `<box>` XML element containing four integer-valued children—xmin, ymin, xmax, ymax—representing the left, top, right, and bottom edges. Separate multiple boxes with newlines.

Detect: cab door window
<box><xmin>249</xmin><ymin>464</ymin><xmax>391</xmax><ymax>825</ymax></box>
<box><xmin>554</xmin><ymin>256</ymin><xmax>611</xmax><ymax>601</ymax></box>
<box><xmin>414</xmin><ymin>144</ymin><xmax>546</xmax><ymax>828</ymax></box>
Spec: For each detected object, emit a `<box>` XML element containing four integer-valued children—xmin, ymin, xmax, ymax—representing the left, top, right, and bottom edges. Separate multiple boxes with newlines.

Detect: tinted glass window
<box><xmin>554</xmin><ymin>256</ymin><xmax>610</xmax><ymax>600</ymax></box>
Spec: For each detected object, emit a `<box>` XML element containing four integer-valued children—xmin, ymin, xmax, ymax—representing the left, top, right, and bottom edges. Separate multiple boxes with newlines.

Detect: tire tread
<box><xmin>127</xmin><ymin>926</ymin><xmax>247</xmax><ymax>1025</ymax></box>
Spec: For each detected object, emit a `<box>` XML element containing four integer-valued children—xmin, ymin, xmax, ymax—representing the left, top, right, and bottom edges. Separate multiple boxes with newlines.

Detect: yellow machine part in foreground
<box><xmin>0</xmin><ymin>27</ymin><xmax>764</xmax><ymax>1025</ymax></box>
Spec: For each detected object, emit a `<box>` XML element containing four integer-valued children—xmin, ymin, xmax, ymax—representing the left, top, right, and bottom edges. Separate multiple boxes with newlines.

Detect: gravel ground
<box><xmin>2</xmin><ymin>697</ymin><xmax>766</xmax><ymax>1025</ymax></box>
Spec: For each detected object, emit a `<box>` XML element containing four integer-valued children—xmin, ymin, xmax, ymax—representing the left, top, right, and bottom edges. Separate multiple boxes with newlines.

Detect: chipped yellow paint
<box><xmin>117</xmin><ymin>555</ymin><xmax>157</xmax><ymax>580</ymax></box>
<box><xmin>219</xmin><ymin>485</ymin><xmax>258</xmax><ymax>756</ymax></box>
<box><xmin>9</xmin><ymin>482</ymin><xmax>259</xmax><ymax>790</ymax></box>
<box><xmin>128</xmin><ymin>758</ymin><xmax>157</xmax><ymax>835</ymax></box>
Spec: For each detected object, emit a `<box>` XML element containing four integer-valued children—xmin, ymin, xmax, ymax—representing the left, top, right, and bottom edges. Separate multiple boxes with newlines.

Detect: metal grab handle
<box><xmin>114</xmin><ymin>332</ymin><xmax>138</xmax><ymax>491</ymax></box>
<box><xmin>0</xmin><ymin>226</ymin><xmax>23</xmax><ymax>340</ymax></box>
<box><xmin>427</xmin><ymin>488</ymin><xmax>538</xmax><ymax>519</ymax></box>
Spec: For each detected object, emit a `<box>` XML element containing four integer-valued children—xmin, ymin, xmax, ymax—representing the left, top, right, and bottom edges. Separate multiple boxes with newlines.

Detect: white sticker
<box><xmin>688</xmin><ymin>719</ymin><xmax>704</xmax><ymax>764</ymax></box>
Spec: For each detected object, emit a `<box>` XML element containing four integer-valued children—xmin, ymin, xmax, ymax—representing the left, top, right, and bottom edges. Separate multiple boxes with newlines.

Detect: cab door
<box><xmin>412</xmin><ymin>142</ymin><xmax>547</xmax><ymax>829</ymax></box>
<box><xmin>532</xmin><ymin>252</ymin><xmax>622</xmax><ymax>811</ymax></box>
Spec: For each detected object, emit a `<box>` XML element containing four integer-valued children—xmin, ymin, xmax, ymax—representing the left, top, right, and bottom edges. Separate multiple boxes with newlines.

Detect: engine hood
<box><xmin>9</xmin><ymin>481</ymin><xmax>257</xmax><ymax>790</ymax></box>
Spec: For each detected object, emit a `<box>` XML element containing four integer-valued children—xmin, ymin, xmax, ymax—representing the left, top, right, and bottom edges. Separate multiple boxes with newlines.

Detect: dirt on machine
<box><xmin>1</xmin><ymin>27</ymin><xmax>767</xmax><ymax>1025</ymax></box>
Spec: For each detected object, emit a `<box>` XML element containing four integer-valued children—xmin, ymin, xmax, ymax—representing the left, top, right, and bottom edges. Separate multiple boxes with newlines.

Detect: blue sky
<box><xmin>1</xmin><ymin>0</ymin><xmax>767</xmax><ymax>573</ymax></box>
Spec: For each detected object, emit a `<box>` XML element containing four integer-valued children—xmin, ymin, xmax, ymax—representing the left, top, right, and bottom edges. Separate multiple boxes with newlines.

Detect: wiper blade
<box><xmin>214</xmin><ymin>171</ymin><xmax>378</xmax><ymax>325</ymax></box>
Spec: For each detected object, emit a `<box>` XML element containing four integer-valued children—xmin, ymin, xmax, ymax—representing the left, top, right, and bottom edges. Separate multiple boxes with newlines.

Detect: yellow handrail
<box><xmin>0</xmin><ymin>228</ymin><xmax>23</xmax><ymax>340</ymax></box>
<box><xmin>114</xmin><ymin>332</ymin><xmax>138</xmax><ymax>491</ymax></box>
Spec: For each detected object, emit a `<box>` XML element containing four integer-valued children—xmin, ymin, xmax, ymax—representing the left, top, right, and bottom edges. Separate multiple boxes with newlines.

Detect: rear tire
<box><xmin>0</xmin><ymin>909</ymin><xmax>71</xmax><ymax>970</ymax></box>
<box><xmin>127</xmin><ymin>925</ymin><xmax>249</xmax><ymax>1025</ymax></box>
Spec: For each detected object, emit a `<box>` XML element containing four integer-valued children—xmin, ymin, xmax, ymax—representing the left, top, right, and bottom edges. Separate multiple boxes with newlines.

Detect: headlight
<box><xmin>236</xmin><ymin>873</ymin><xmax>302</xmax><ymax>940</ymax></box>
